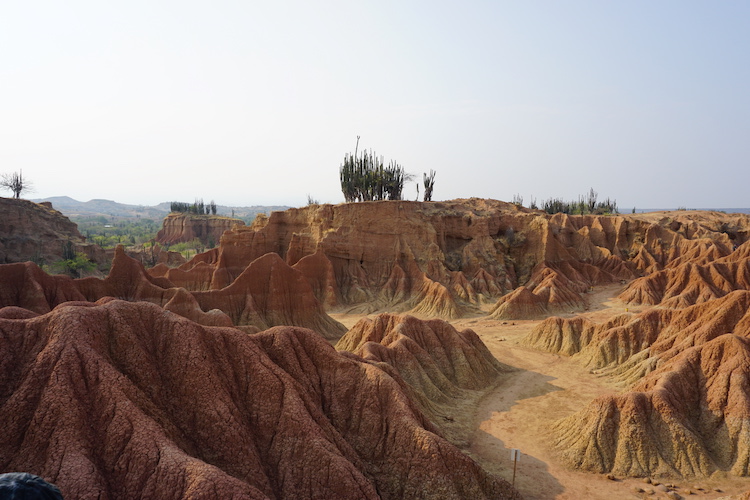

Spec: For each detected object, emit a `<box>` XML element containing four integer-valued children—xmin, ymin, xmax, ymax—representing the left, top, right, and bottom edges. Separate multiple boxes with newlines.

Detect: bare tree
<box><xmin>1</xmin><ymin>171</ymin><xmax>32</xmax><ymax>199</ymax></box>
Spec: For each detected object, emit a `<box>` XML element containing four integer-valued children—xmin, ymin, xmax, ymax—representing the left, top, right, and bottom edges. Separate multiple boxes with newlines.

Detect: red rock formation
<box><xmin>193</xmin><ymin>252</ymin><xmax>346</xmax><ymax>339</ymax></box>
<box><xmin>488</xmin><ymin>286</ymin><xmax>551</xmax><ymax>320</ymax></box>
<box><xmin>146</xmin><ymin>262</ymin><xmax>170</xmax><ymax>278</ymax></box>
<box><xmin>523</xmin><ymin>264</ymin><xmax>588</xmax><ymax>312</ymax></box>
<box><xmin>122</xmin><ymin>244</ymin><xmax>186</xmax><ymax>269</ymax></box>
<box><xmin>0</xmin><ymin>246</ymin><xmax>344</xmax><ymax>336</ymax></box>
<box><xmin>156</xmin><ymin>247</ymin><xmax>187</xmax><ymax>267</ymax></box>
<box><xmin>525</xmin><ymin>313</ymin><xmax>653</xmax><ymax>378</ymax></box>
<box><xmin>554</xmin><ymin>333</ymin><xmax>750</xmax><ymax>477</ymax></box>
<box><xmin>155</xmin><ymin>212</ymin><xmax>245</xmax><ymax>246</ymax></box>
<box><xmin>336</xmin><ymin>314</ymin><xmax>511</xmax><ymax>445</ymax></box>
<box><xmin>162</xmin><ymin>288</ymin><xmax>234</xmax><ymax>327</ymax></box>
<box><xmin>0</xmin><ymin>262</ymin><xmax>85</xmax><ymax>313</ymax></box>
<box><xmin>0</xmin><ymin>197</ymin><xmax>106</xmax><ymax>267</ymax></box>
<box><xmin>0</xmin><ymin>300</ymin><xmax>521</xmax><ymax>499</ymax></box>
<box><xmin>151</xmin><ymin>201</ymin><xmax>530</xmax><ymax>319</ymax></box>
<box><xmin>0</xmin><ymin>306</ymin><xmax>40</xmax><ymax>319</ymax></box>
<box><xmin>147</xmin><ymin>203</ymin><xmax>750</xmax><ymax>324</ymax></box>
<box><xmin>171</xmin><ymin>202</ymin><xmax>749</xmax><ymax>320</ymax></box>
<box><xmin>337</xmin><ymin>313</ymin><xmax>508</xmax><ymax>394</ymax></box>
<box><xmin>487</xmin><ymin>258</ymin><xmax>634</xmax><ymax>319</ymax></box>
<box><xmin>524</xmin><ymin>290</ymin><xmax>750</xmax><ymax>477</ymax></box>
<box><xmin>621</xmin><ymin>239</ymin><xmax>750</xmax><ymax>308</ymax></box>
<box><xmin>292</xmin><ymin>250</ymin><xmax>340</xmax><ymax>308</ymax></box>
<box><xmin>471</xmin><ymin>268</ymin><xmax>504</xmax><ymax>298</ymax></box>
<box><xmin>76</xmin><ymin>246</ymin><xmax>175</xmax><ymax>304</ymax></box>
<box><xmin>525</xmin><ymin>291</ymin><xmax>750</xmax><ymax>379</ymax></box>
<box><xmin>405</xmin><ymin>269</ymin><xmax>464</xmax><ymax>319</ymax></box>
<box><xmin>157</xmin><ymin>261</ymin><xmax>216</xmax><ymax>291</ymax></box>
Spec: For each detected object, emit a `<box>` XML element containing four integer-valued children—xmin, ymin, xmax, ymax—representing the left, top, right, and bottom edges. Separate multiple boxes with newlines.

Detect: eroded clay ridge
<box><xmin>0</xmin><ymin>197</ymin><xmax>106</xmax><ymax>267</ymax></box>
<box><xmin>0</xmin><ymin>300</ymin><xmax>521</xmax><ymax>500</ymax></box>
<box><xmin>524</xmin><ymin>291</ymin><xmax>750</xmax><ymax>477</ymax></box>
<box><xmin>555</xmin><ymin>332</ymin><xmax>750</xmax><ymax>477</ymax></box>
<box><xmin>155</xmin><ymin>212</ymin><xmax>245</xmax><ymax>245</ymax></box>
<box><xmin>152</xmin><ymin>200</ymin><xmax>750</xmax><ymax>319</ymax></box>
<box><xmin>620</xmin><ymin>238</ymin><xmax>750</xmax><ymax>308</ymax></box>
<box><xmin>0</xmin><ymin>246</ymin><xmax>346</xmax><ymax>339</ymax></box>
<box><xmin>337</xmin><ymin>313</ymin><xmax>508</xmax><ymax>393</ymax></box>
<box><xmin>336</xmin><ymin>313</ymin><xmax>512</xmax><ymax>444</ymax></box>
<box><xmin>525</xmin><ymin>290</ymin><xmax>750</xmax><ymax>379</ymax></box>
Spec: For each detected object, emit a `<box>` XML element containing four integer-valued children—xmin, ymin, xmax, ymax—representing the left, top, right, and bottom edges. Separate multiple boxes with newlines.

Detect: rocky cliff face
<box><xmin>158</xmin><ymin>200</ymin><xmax>750</xmax><ymax>319</ymax></box>
<box><xmin>155</xmin><ymin>213</ymin><xmax>245</xmax><ymax>246</ymax></box>
<box><xmin>0</xmin><ymin>197</ymin><xmax>105</xmax><ymax>267</ymax></box>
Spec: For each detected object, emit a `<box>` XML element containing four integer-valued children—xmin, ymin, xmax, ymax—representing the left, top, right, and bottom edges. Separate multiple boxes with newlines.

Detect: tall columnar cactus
<box><xmin>423</xmin><ymin>170</ymin><xmax>436</xmax><ymax>202</ymax></box>
<box><xmin>339</xmin><ymin>144</ymin><xmax>407</xmax><ymax>202</ymax></box>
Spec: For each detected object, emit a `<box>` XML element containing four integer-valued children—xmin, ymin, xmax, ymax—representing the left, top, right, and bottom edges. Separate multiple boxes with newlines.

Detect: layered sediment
<box><xmin>151</xmin><ymin>202</ymin><xmax>750</xmax><ymax>320</ymax></box>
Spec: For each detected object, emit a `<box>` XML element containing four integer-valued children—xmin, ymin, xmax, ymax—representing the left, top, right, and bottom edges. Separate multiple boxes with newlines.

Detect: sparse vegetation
<box><xmin>51</xmin><ymin>252</ymin><xmax>96</xmax><ymax>278</ymax></box>
<box><xmin>75</xmin><ymin>216</ymin><xmax>160</xmax><ymax>248</ymax></box>
<box><xmin>164</xmin><ymin>238</ymin><xmax>207</xmax><ymax>260</ymax></box>
<box><xmin>339</xmin><ymin>137</ymin><xmax>408</xmax><ymax>202</ymax></box>
<box><xmin>1</xmin><ymin>170</ymin><xmax>32</xmax><ymax>199</ymax></box>
<box><xmin>46</xmin><ymin>241</ymin><xmax>96</xmax><ymax>277</ymax></box>
<box><xmin>536</xmin><ymin>188</ymin><xmax>618</xmax><ymax>215</ymax></box>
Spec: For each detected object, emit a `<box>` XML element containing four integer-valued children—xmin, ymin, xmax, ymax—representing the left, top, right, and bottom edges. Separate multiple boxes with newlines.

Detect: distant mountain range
<box><xmin>32</xmin><ymin>196</ymin><xmax>291</xmax><ymax>221</ymax></box>
<box><xmin>32</xmin><ymin>197</ymin><xmax>749</xmax><ymax>220</ymax></box>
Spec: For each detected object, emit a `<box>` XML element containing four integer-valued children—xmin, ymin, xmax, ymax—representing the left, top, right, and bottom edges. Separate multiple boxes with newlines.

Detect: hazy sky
<box><xmin>2</xmin><ymin>1</ymin><xmax>748</xmax><ymax>209</ymax></box>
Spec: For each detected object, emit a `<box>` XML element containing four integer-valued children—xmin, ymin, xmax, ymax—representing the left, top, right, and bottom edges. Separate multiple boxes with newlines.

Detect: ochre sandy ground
<box><xmin>334</xmin><ymin>284</ymin><xmax>750</xmax><ymax>500</ymax></box>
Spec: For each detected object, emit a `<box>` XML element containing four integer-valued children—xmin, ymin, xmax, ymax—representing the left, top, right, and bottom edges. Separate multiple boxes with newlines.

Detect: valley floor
<box><xmin>335</xmin><ymin>284</ymin><xmax>750</xmax><ymax>500</ymax></box>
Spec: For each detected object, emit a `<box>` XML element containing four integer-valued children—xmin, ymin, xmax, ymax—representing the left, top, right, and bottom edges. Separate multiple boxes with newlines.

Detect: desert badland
<box><xmin>3</xmin><ymin>197</ymin><xmax>750</xmax><ymax>499</ymax></box>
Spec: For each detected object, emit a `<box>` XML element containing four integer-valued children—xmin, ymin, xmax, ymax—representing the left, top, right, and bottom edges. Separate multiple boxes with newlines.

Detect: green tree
<box><xmin>53</xmin><ymin>252</ymin><xmax>96</xmax><ymax>278</ymax></box>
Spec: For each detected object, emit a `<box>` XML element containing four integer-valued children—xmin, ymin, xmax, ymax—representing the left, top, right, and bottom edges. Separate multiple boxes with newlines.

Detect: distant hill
<box><xmin>32</xmin><ymin>196</ymin><xmax>291</xmax><ymax>222</ymax></box>
<box><xmin>31</xmin><ymin>197</ymin><xmax>168</xmax><ymax>219</ymax></box>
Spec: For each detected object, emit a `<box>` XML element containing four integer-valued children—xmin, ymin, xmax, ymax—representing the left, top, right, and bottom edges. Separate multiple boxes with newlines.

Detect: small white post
<box><xmin>510</xmin><ymin>449</ymin><xmax>520</xmax><ymax>487</ymax></box>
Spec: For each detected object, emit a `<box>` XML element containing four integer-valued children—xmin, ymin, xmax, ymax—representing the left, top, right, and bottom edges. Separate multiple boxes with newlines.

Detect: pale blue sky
<box><xmin>1</xmin><ymin>1</ymin><xmax>748</xmax><ymax>208</ymax></box>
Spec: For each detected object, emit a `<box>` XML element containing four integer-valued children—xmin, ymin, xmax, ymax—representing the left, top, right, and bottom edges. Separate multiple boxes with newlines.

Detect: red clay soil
<box><xmin>0</xmin><ymin>300</ymin><xmax>521</xmax><ymax>500</ymax></box>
